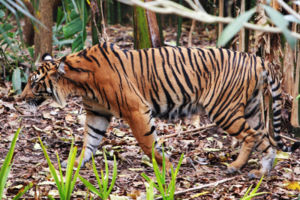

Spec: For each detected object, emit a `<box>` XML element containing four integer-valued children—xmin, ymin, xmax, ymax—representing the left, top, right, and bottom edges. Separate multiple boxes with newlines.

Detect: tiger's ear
<box><xmin>58</xmin><ymin>61</ymin><xmax>66</xmax><ymax>74</ymax></box>
<box><xmin>42</xmin><ymin>53</ymin><xmax>53</xmax><ymax>61</ymax></box>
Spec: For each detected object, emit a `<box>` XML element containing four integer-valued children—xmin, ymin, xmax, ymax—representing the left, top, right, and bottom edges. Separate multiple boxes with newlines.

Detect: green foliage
<box><xmin>60</xmin><ymin>0</ymin><xmax>89</xmax><ymax>52</ymax></box>
<box><xmin>241</xmin><ymin>176</ymin><xmax>268</xmax><ymax>200</ymax></box>
<box><xmin>0</xmin><ymin>6</ymin><xmax>31</xmax><ymax>90</ymax></box>
<box><xmin>217</xmin><ymin>8</ymin><xmax>256</xmax><ymax>47</ymax></box>
<box><xmin>39</xmin><ymin>137</ymin><xmax>83</xmax><ymax>200</ymax></box>
<box><xmin>0</xmin><ymin>128</ymin><xmax>33</xmax><ymax>200</ymax></box>
<box><xmin>217</xmin><ymin>4</ymin><xmax>297</xmax><ymax>48</ymax></box>
<box><xmin>79</xmin><ymin>150</ymin><xmax>117</xmax><ymax>200</ymax></box>
<box><xmin>263</xmin><ymin>5</ymin><xmax>297</xmax><ymax>49</ymax></box>
<box><xmin>142</xmin><ymin>146</ymin><xmax>184</xmax><ymax>200</ymax></box>
<box><xmin>0</xmin><ymin>0</ymin><xmax>45</xmax><ymax>42</ymax></box>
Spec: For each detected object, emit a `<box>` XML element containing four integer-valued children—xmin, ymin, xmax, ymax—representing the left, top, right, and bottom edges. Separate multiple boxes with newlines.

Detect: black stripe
<box><xmin>98</xmin><ymin>44</ymin><xmax>115</xmax><ymax>71</ymax></box>
<box><xmin>90</xmin><ymin>55</ymin><xmax>100</xmax><ymax>67</ymax></box>
<box><xmin>85</xmin><ymin>109</ymin><xmax>112</xmax><ymax>121</ymax></box>
<box><xmin>78</xmin><ymin>49</ymin><xmax>92</xmax><ymax>62</ymax></box>
<box><xmin>144</xmin><ymin>126</ymin><xmax>156</xmax><ymax>136</ymax></box>
<box><xmin>111</xmin><ymin>43</ymin><xmax>128</xmax><ymax>76</ymax></box>
<box><xmin>65</xmin><ymin>62</ymin><xmax>91</xmax><ymax>73</ymax></box>
<box><xmin>102</xmin><ymin>88</ymin><xmax>111</xmax><ymax>110</ymax></box>
<box><xmin>228</xmin><ymin>121</ymin><xmax>246</xmax><ymax>136</ymax></box>
<box><xmin>87</xmin><ymin>124</ymin><xmax>106</xmax><ymax>137</ymax></box>
<box><xmin>87</xmin><ymin>132</ymin><xmax>99</xmax><ymax>140</ymax></box>
<box><xmin>272</xmin><ymin>94</ymin><xmax>281</xmax><ymax>101</ymax></box>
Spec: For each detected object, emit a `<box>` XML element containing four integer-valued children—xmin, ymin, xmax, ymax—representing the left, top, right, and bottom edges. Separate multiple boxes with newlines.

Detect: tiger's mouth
<box><xmin>26</xmin><ymin>97</ymin><xmax>46</xmax><ymax>106</ymax></box>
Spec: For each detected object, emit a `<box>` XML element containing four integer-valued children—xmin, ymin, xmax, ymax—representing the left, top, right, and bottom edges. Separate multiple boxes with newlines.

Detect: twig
<box><xmin>155</xmin><ymin>177</ymin><xmax>235</xmax><ymax>200</ymax></box>
<box><xmin>277</xmin><ymin>0</ymin><xmax>300</xmax><ymax>21</ymax></box>
<box><xmin>279</xmin><ymin>134</ymin><xmax>300</xmax><ymax>143</ymax></box>
<box><xmin>118</xmin><ymin>0</ymin><xmax>300</xmax><ymax>39</ymax></box>
<box><xmin>161</xmin><ymin>123</ymin><xmax>216</xmax><ymax>139</ymax></box>
<box><xmin>188</xmin><ymin>20</ymin><xmax>196</xmax><ymax>47</ymax></box>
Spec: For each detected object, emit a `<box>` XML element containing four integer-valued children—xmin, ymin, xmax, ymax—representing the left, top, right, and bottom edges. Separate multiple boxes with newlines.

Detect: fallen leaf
<box><xmin>42</xmin><ymin>111</ymin><xmax>52</xmax><ymax>119</ymax></box>
<box><xmin>65</xmin><ymin>114</ymin><xmax>75</xmax><ymax>123</ymax></box>
<box><xmin>34</xmin><ymin>143</ymin><xmax>42</xmax><ymax>150</ymax></box>
<box><xmin>191</xmin><ymin>191</ymin><xmax>210</xmax><ymax>198</ymax></box>
<box><xmin>113</xmin><ymin>128</ymin><xmax>126</xmax><ymax>137</ymax></box>
<box><xmin>284</xmin><ymin>181</ymin><xmax>300</xmax><ymax>191</ymax></box>
<box><xmin>110</xmin><ymin>195</ymin><xmax>130</xmax><ymax>200</ymax></box>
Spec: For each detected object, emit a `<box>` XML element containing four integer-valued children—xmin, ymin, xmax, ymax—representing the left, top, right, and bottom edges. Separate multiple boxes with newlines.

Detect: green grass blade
<box><xmin>70</xmin><ymin>149</ymin><xmax>84</xmax><ymax>197</ymax></box>
<box><xmin>38</xmin><ymin>137</ymin><xmax>65</xmax><ymax>199</ymax></box>
<box><xmin>56</xmin><ymin>152</ymin><xmax>65</xmax><ymax>193</ymax></box>
<box><xmin>0</xmin><ymin>128</ymin><xmax>21</xmax><ymax>199</ymax></box>
<box><xmin>107</xmin><ymin>155</ymin><xmax>118</xmax><ymax>196</ymax></box>
<box><xmin>91</xmin><ymin>155</ymin><xmax>102</xmax><ymax>192</ymax></box>
<box><xmin>152</xmin><ymin>157</ymin><xmax>165</xmax><ymax>198</ymax></box>
<box><xmin>79</xmin><ymin>176</ymin><xmax>102</xmax><ymax>197</ymax></box>
<box><xmin>146</xmin><ymin>180</ymin><xmax>154</xmax><ymax>200</ymax></box>
<box><xmin>65</xmin><ymin>146</ymin><xmax>77</xmax><ymax>200</ymax></box>
<box><xmin>47</xmin><ymin>195</ymin><xmax>55</xmax><ymax>200</ymax></box>
<box><xmin>0</xmin><ymin>165</ymin><xmax>11</xmax><ymax>200</ymax></box>
<box><xmin>103</xmin><ymin>151</ymin><xmax>109</xmax><ymax>195</ymax></box>
<box><xmin>12</xmin><ymin>182</ymin><xmax>33</xmax><ymax>200</ymax></box>
<box><xmin>250</xmin><ymin>176</ymin><xmax>264</xmax><ymax>195</ymax></box>
<box><xmin>243</xmin><ymin>192</ymin><xmax>269</xmax><ymax>200</ymax></box>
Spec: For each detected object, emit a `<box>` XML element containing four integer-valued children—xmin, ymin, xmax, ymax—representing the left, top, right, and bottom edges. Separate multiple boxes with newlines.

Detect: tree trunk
<box><xmin>238</xmin><ymin>0</ymin><xmax>245</xmax><ymax>52</ymax></box>
<box><xmin>34</xmin><ymin>0</ymin><xmax>55</xmax><ymax>60</ymax></box>
<box><xmin>218</xmin><ymin>0</ymin><xmax>224</xmax><ymax>41</ymax></box>
<box><xmin>22</xmin><ymin>0</ymin><xmax>34</xmax><ymax>46</ymax></box>
<box><xmin>133</xmin><ymin>0</ymin><xmax>162</xmax><ymax>49</ymax></box>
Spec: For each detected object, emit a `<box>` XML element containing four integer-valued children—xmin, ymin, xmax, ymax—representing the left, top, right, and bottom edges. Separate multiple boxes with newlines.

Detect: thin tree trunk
<box><xmin>34</xmin><ymin>0</ymin><xmax>55</xmax><ymax>59</ymax></box>
<box><xmin>22</xmin><ymin>0</ymin><xmax>34</xmax><ymax>46</ymax></box>
<box><xmin>238</xmin><ymin>0</ymin><xmax>245</xmax><ymax>52</ymax></box>
<box><xmin>218</xmin><ymin>0</ymin><xmax>224</xmax><ymax>40</ymax></box>
<box><xmin>133</xmin><ymin>0</ymin><xmax>162</xmax><ymax>49</ymax></box>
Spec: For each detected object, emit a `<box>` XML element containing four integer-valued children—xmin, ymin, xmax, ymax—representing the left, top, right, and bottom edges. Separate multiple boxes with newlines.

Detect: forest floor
<box><xmin>0</xmin><ymin>24</ymin><xmax>300</xmax><ymax>200</ymax></box>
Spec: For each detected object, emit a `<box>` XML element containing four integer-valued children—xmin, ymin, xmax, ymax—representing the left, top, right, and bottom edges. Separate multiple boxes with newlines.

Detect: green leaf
<box><xmin>217</xmin><ymin>8</ymin><xmax>256</xmax><ymax>47</ymax></box>
<box><xmin>6</xmin><ymin>0</ymin><xmax>46</xmax><ymax>29</ymax></box>
<box><xmin>0</xmin><ymin>9</ymin><xmax>5</xmax><ymax>18</ymax></box>
<box><xmin>12</xmin><ymin>67</ymin><xmax>22</xmax><ymax>94</ymax></box>
<box><xmin>72</xmin><ymin>34</ymin><xmax>84</xmax><ymax>52</ymax></box>
<box><xmin>263</xmin><ymin>5</ymin><xmax>296</xmax><ymax>48</ymax></box>
<box><xmin>63</xmin><ymin>16</ymin><xmax>82</xmax><ymax>38</ymax></box>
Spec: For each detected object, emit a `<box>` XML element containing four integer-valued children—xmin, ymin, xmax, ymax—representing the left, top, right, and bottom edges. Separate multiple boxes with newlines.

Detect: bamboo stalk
<box><xmin>239</xmin><ymin>0</ymin><xmax>245</xmax><ymax>52</ymax></box>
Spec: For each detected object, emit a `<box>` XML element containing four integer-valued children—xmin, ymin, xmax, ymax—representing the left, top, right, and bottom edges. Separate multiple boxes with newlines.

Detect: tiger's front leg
<box><xmin>62</xmin><ymin>103</ymin><xmax>111</xmax><ymax>168</ymax></box>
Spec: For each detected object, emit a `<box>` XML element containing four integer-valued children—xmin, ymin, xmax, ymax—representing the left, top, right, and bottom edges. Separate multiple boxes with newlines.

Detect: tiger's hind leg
<box><xmin>248</xmin><ymin>141</ymin><xmax>276</xmax><ymax>178</ymax></box>
<box><xmin>244</xmin><ymin>88</ymin><xmax>276</xmax><ymax>178</ymax></box>
<box><xmin>217</xmin><ymin>108</ymin><xmax>259</xmax><ymax>173</ymax></box>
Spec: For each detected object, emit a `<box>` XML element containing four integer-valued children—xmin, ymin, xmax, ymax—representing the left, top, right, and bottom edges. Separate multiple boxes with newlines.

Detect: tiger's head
<box><xmin>18</xmin><ymin>54</ymin><xmax>67</xmax><ymax>106</ymax></box>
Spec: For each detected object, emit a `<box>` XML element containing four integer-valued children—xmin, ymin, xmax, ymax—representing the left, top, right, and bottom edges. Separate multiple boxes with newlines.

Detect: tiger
<box><xmin>18</xmin><ymin>42</ymin><xmax>299</xmax><ymax>178</ymax></box>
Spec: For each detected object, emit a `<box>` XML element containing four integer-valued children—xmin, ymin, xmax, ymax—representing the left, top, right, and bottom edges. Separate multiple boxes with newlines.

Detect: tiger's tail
<box><xmin>265</xmin><ymin>62</ymin><xmax>300</xmax><ymax>152</ymax></box>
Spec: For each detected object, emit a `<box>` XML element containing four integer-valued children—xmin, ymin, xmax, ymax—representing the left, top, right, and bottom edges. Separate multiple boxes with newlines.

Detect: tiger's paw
<box><xmin>248</xmin><ymin>169</ymin><xmax>263</xmax><ymax>179</ymax></box>
<box><xmin>61</xmin><ymin>159</ymin><xmax>85</xmax><ymax>168</ymax></box>
<box><xmin>226</xmin><ymin>164</ymin><xmax>241</xmax><ymax>175</ymax></box>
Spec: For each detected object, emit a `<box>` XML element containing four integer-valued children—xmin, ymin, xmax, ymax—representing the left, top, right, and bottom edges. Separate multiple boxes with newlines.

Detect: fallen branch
<box><xmin>155</xmin><ymin>177</ymin><xmax>235</xmax><ymax>200</ymax></box>
<box><xmin>161</xmin><ymin>123</ymin><xmax>216</xmax><ymax>139</ymax></box>
<box><xmin>279</xmin><ymin>134</ymin><xmax>300</xmax><ymax>143</ymax></box>
<box><xmin>118</xmin><ymin>0</ymin><xmax>300</xmax><ymax>39</ymax></box>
